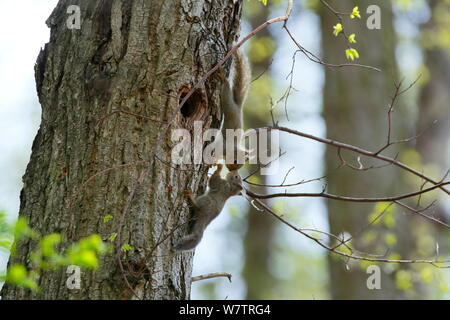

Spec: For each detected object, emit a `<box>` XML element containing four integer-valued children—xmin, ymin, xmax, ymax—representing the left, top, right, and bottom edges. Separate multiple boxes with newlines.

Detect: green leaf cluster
<box><xmin>1</xmin><ymin>216</ymin><xmax>110</xmax><ymax>292</ymax></box>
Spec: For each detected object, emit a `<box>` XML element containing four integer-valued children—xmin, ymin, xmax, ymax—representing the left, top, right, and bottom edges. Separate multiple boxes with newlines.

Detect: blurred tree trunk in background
<box><xmin>320</xmin><ymin>0</ymin><xmax>417</xmax><ymax>299</ymax></box>
<box><xmin>242</xmin><ymin>1</ymin><xmax>277</xmax><ymax>299</ymax></box>
<box><xmin>417</xmin><ymin>0</ymin><xmax>450</xmax><ymax>224</ymax></box>
<box><xmin>1</xmin><ymin>0</ymin><xmax>243</xmax><ymax>299</ymax></box>
<box><xmin>416</xmin><ymin>0</ymin><xmax>450</xmax><ymax>261</ymax></box>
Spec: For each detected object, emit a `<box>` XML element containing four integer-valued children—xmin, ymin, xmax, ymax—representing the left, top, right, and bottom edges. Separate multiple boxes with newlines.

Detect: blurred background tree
<box><xmin>414</xmin><ymin>0</ymin><xmax>450</xmax><ymax>297</ymax></box>
<box><xmin>319</xmin><ymin>0</ymin><xmax>417</xmax><ymax>299</ymax></box>
<box><xmin>241</xmin><ymin>0</ymin><xmax>278</xmax><ymax>300</ymax></box>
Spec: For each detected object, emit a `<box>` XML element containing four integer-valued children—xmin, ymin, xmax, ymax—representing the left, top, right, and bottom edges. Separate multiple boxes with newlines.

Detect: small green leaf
<box><xmin>14</xmin><ymin>217</ymin><xmax>36</xmax><ymax>240</ymax></box>
<box><xmin>6</xmin><ymin>264</ymin><xmax>38</xmax><ymax>291</ymax></box>
<box><xmin>121</xmin><ymin>244</ymin><xmax>133</xmax><ymax>252</ymax></box>
<box><xmin>333</xmin><ymin>23</ymin><xmax>343</xmax><ymax>37</ymax></box>
<box><xmin>0</xmin><ymin>239</ymin><xmax>12</xmax><ymax>251</ymax></box>
<box><xmin>103</xmin><ymin>216</ymin><xmax>113</xmax><ymax>223</ymax></box>
<box><xmin>70</xmin><ymin>250</ymin><xmax>99</xmax><ymax>269</ymax></box>
<box><xmin>78</xmin><ymin>234</ymin><xmax>107</xmax><ymax>253</ymax></box>
<box><xmin>350</xmin><ymin>6</ymin><xmax>361</xmax><ymax>19</ymax></box>
<box><xmin>40</xmin><ymin>233</ymin><xmax>62</xmax><ymax>258</ymax></box>
<box><xmin>345</xmin><ymin>48</ymin><xmax>360</xmax><ymax>61</ymax></box>
<box><xmin>65</xmin><ymin>235</ymin><xmax>109</xmax><ymax>270</ymax></box>
<box><xmin>108</xmin><ymin>233</ymin><xmax>118</xmax><ymax>242</ymax></box>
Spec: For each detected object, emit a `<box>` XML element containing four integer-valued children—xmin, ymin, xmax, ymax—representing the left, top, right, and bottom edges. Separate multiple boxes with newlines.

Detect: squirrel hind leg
<box><xmin>184</xmin><ymin>189</ymin><xmax>197</xmax><ymax>207</ymax></box>
<box><xmin>173</xmin><ymin>232</ymin><xmax>203</xmax><ymax>251</ymax></box>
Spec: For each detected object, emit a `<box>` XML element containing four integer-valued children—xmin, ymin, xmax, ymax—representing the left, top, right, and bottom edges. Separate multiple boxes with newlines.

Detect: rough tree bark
<box><xmin>1</xmin><ymin>0</ymin><xmax>243</xmax><ymax>300</ymax></box>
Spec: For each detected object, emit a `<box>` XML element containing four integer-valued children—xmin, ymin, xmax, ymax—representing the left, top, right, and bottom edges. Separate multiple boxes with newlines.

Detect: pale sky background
<box><xmin>0</xmin><ymin>0</ymin><xmax>448</xmax><ymax>299</ymax></box>
<box><xmin>0</xmin><ymin>0</ymin><xmax>59</xmax><ymax>283</ymax></box>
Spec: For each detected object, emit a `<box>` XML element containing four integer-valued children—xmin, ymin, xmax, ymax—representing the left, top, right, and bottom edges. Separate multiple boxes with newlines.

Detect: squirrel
<box><xmin>210</xmin><ymin>48</ymin><xmax>252</xmax><ymax>171</ymax></box>
<box><xmin>173</xmin><ymin>50</ymin><xmax>249</xmax><ymax>251</ymax></box>
<box><xmin>174</xmin><ymin>164</ymin><xmax>242</xmax><ymax>251</ymax></box>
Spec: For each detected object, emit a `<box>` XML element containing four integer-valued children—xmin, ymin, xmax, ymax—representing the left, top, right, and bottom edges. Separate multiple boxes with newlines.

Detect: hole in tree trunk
<box><xmin>178</xmin><ymin>86</ymin><xmax>205</xmax><ymax>119</ymax></box>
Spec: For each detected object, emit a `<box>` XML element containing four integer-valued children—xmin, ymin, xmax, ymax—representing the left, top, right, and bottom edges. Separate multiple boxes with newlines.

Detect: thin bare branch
<box><xmin>247</xmin><ymin>195</ymin><xmax>450</xmax><ymax>266</ymax></box>
<box><xmin>245</xmin><ymin>181</ymin><xmax>449</xmax><ymax>202</ymax></box>
<box><xmin>395</xmin><ymin>201</ymin><xmax>450</xmax><ymax>229</ymax></box>
<box><xmin>284</xmin><ymin>26</ymin><xmax>381</xmax><ymax>72</ymax></box>
<box><xmin>264</xmin><ymin>126</ymin><xmax>450</xmax><ymax>195</ymax></box>
<box><xmin>192</xmin><ymin>273</ymin><xmax>232</xmax><ymax>283</ymax></box>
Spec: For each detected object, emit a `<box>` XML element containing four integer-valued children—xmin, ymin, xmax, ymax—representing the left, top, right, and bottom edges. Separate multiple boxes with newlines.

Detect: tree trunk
<box><xmin>1</xmin><ymin>0</ymin><xmax>243</xmax><ymax>300</ymax></box>
<box><xmin>417</xmin><ymin>0</ymin><xmax>450</xmax><ymax>220</ymax></box>
<box><xmin>416</xmin><ymin>0</ymin><xmax>450</xmax><ymax>266</ymax></box>
<box><xmin>242</xmin><ymin>2</ymin><xmax>277</xmax><ymax>300</ymax></box>
<box><xmin>320</xmin><ymin>0</ymin><xmax>413</xmax><ymax>299</ymax></box>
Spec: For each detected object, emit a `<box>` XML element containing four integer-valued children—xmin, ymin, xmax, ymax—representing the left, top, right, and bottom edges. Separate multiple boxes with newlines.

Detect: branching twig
<box><xmin>284</xmin><ymin>26</ymin><xmax>381</xmax><ymax>72</ymax></box>
<box><xmin>244</xmin><ymin>173</ymin><xmax>328</xmax><ymax>188</ymax></box>
<box><xmin>263</xmin><ymin>126</ymin><xmax>450</xmax><ymax>195</ymax></box>
<box><xmin>374</xmin><ymin>77</ymin><xmax>423</xmax><ymax>155</ymax></box>
<box><xmin>245</xmin><ymin>181</ymin><xmax>449</xmax><ymax>202</ymax></box>
<box><xmin>246</xmin><ymin>195</ymin><xmax>450</xmax><ymax>266</ymax></box>
<box><xmin>394</xmin><ymin>201</ymin><xmax>450</xmax><ymax>229</ymax></box>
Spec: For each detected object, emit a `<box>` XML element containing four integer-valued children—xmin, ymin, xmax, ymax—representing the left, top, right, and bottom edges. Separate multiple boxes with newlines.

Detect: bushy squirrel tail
<box><xmin>173</xmin><ymin>231</ymin><xmax>203</xmax><ymax>251</ymax></box>
<box><xmin>232</xmin><ymin>48</ymin><xmax>251</xmax><ymax>107</ymax></box>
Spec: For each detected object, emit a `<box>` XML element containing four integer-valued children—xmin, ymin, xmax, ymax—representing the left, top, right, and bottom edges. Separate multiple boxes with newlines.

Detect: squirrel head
<box><xmin>226</xmin><ymin>170</ymin><xmax>242</xmax><ymax>196</ymax></box>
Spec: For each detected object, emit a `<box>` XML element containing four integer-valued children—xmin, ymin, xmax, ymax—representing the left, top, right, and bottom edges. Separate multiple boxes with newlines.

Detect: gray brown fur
<box><xmin>174</xmin><ymin>165</ymin><xmax>242</xmax><ymax>251</ymax></box>
<box><xmin>218</xmin><ymin>48</ymin><xmax>252</xmax><ymax>169</ymax></box>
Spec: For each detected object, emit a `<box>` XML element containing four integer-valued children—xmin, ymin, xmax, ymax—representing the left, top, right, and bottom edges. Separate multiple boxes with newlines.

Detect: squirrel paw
<box><xmin>173</xmin><ymin>233</ymin><xmax>203</xmax><ymax>251</ymax></box>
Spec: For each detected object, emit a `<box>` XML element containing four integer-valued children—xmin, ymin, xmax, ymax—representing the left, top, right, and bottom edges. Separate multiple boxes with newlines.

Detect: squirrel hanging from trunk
<box><xmin>174</xmin><ymin>49</ymin><xmax>251</xmax><ymax>251</ymax></box>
